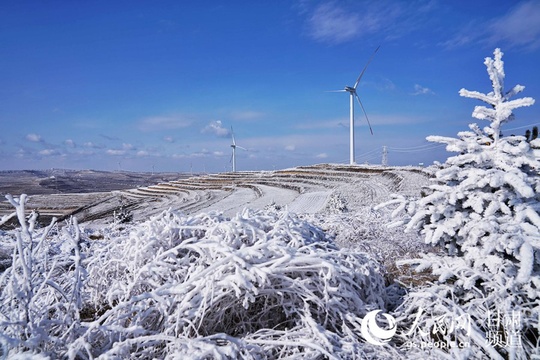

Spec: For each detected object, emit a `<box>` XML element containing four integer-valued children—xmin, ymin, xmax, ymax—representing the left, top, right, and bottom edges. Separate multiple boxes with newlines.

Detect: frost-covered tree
<box><xmin>379</xmin><ymin>49</ymin><xmax>539</xmax><ymax>359</ymax></box>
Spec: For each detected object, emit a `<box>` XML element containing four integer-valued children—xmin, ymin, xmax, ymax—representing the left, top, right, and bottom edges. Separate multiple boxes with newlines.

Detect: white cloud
<box><xmin>106</xmin><ymin>149</ymin><xmax>126</xmax><ymax>156</ymax></box>
<box><xmin>303</xmin><ymin>1</ymin><xmax>416</xmax><ymax>45</ymax></box>
<box><xmin>441</xmin><ymin>30</ymin><xmax>475</xmax><ymax>49</ymax></box>
<box><xmin>64</xmin><ymin>139</ymin><xmax>76</xmax><ymax>148</ymax></box>
<box><xmin>315</xmin><ymin>153</ymin><xmax>328</xmax><ymax>159</ymax></box>
<box><xmin>213</xmin><ymin>151</ymin><xmax>225</xmax><ymax>156</ymax></box>
<box><xmin>39</xmin><ymin>149</ymin><xmax>60</xmax><ymax>156</ymax></box>
<box><xmin>285</xmin><ymin>145</ymin><xmax>296</xmax><ymax>151</ymax></box>
<box><xmin>230</xmin><ymin>110</ymin><xmax>265</xmax><ymax>121</ymax></box>
<box><xmin>136</xmin><ymin>150</ymin><xmax>149</xmax><ymax>157</ymax></box>
<box><xmin>295</xmin><ymin>114</ymin><xmax>427</xmax><ymax>130</ymax></box>
<box><xmin>487</xmin><ymin>1</ymin><xmax>540</xmax><ymax>49</ymax></box>
<box><xmin>26</xmin><ymin>133</ymin><xmax>42</xmax><ymax>142</ymax></box>
<box><xmin>15</xmin><ymin>149</ymin><xmax>26</xmax><ymax>158</ymax></box>
<box><xmin>163</xmin><ymin>136</ymin><xmax>175</xmax><ymax>143</ymax></box>
<box><xmin>202</xmin><ymin>120</ymin><xmax>230</xmax><ymax>137</ymax></box>
<box><xmin>172</xmin><ymin>148</ymin><xmax>214</xmax><ymax>159</ymax></box>
<box><xmin>411</xmin><ymin>84</ymin><xmax>435</xmax><ymax>96</ymax></box>
<box><xmin>76</xmin><ymin>149</ymin><xmax>95</xmax><ymax>156</ymax></box>
<box><xmin>295</xmin><ymin>119</ymin><xmax>345</xmax><ymax>130</ymax></box>
<box><xmin>122</xmin><ymin>143</ymin><xmax>135</xmax><ymax>150</ymax></box>
<box><xmin>138</xmin><ymin>115</ymin><xmax>192</xmax><ymax>132</ymax></box>
<box><xmin>84</xmin><ymin>142</ymin><xmax>101</xmax><ymax>149</ymax></box>
<box><xmin>443</xmin><ymin>1</ymin><xmax>540</xmax><ymax>50</ymax></box>
<box><xmin>372</xmin><ymin>77</ymin><xmax>396</xmax><ymax>91</ymax></box>
<box><xmin>307</xmin><ymin>3</ymin><xmax>363</xmax><ymax>44</ymax></box>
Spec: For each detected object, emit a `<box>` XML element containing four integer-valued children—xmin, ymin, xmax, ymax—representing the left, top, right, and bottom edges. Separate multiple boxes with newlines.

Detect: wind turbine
<box><xmin>230</xmin><ymin>127</ymin><xmax>246</xmax><ymax>172</ymax></box>
<box><xmin>331</xmin><ymin>46</ymin><xmax>380</xmax><ymax>165</ymax></box>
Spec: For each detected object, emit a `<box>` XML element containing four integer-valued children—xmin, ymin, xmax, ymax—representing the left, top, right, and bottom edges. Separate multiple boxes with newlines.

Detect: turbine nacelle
<box><xmin>344</xmin><ymin>86</ymin><xmax>356</xmax><ymax>93</ymax></box>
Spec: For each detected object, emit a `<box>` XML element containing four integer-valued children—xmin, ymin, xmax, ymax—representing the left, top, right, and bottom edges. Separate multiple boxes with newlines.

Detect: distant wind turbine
<box><xmin>330</xmin><ymin>46</ymin><xmax>380</xmax><ymax>165</ymax></box>
<box><xmin>230</xmin><ymin>127</ymin><xmax>246</xmax><ymax>172</ymax></box>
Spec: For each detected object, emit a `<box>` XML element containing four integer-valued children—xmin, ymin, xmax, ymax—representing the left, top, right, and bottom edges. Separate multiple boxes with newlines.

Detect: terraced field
<box><xmin>0</xmin><ymin>164</ymin><xmax>430</xmax><ymax>226</ymax></box>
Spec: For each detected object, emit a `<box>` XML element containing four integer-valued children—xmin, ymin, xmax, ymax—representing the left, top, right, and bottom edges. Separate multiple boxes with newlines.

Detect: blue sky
<box><xmin>1</xmin><ymin>1</ymin><xmax>540</xmax><ymax>173</ymax></box>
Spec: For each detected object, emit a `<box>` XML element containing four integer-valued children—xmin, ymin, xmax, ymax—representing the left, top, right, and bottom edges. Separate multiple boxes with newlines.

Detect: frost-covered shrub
<box><xmin>1</xmin><ymin>196</ymin><xmax>397</xmax><ymax>359</ymax></box>
<box><xmin>324</xmin><ymin>193</ymin><xmax>349</xmax><ymax>213</ymax></box>
<box><xmin>379</xmin><ymin>49</ymin><xmax>539</xmax><ymax>359</ymax></box>
<box><xmin>0</xmin><ymin>195</ymin><xmax>86</xmax><ymax>358</ymax></box>
<box><xmin>307</xmin><ymin>207</ymin><xmax>431</xmax><ymax>287</ymax></box>
<box><xmin>73</xmin><ymin>208</ymin><xmax>390</xmax><ymax>359</ymax></box>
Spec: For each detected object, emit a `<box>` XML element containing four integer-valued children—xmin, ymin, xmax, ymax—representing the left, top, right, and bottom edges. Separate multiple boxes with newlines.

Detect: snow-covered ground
<box><xmin>86</xmin><ymin>163</ymin><xmax>430</xmax><ymax>224</ymax></box>
<box><xmin>0</xmin><ymin>164</ymin><xmax>429</xmax><ymax>227</ymax></box>
<box><xmin>0</xmin><ymin>164</ymin><xmax>433</xmax><ymax>359</ymax></box>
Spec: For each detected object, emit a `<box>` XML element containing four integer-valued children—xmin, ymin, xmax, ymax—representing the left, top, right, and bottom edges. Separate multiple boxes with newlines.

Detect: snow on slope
<box><xmin>110</xmin><ymin>164</ymin><xmax>429</xmax><ymax>223</ymax></box>
<box><xmin>0</xmin><ymin>164</ymin><xmax>430</xmax><ymax>226</ymax></box>
<box><xmin>288</xmin><ymin>191</ymin><xmax>332</xmax><ymax>213</ymax></box>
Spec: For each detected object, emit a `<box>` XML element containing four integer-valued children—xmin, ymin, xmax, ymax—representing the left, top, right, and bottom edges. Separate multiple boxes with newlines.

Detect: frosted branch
<box><xmin>505</xmin><ymin>84</ymin><xmax>525</xmax><ymax>100</ymax></box>
<box><xmin>459</xmin><ymin>88</ymin><xmax>495</xmax><ymax>105</ymax></box>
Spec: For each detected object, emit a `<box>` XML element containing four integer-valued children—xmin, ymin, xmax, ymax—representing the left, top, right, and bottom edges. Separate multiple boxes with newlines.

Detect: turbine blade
<box><xmin>353</xmin><ymin>45</ymin><xmax>381</xmax><ymax>90</ymax></box>
<box><xmin>231</xmin><ymin>126</ymin><xmax>236</xmax><ymax>146</ymax></box>
<box><xmin>355</xmin><ymin>93</ymin><xmax>374</xmax><ymax>135</ymax></box>
<box><xmin>326</xmin><ymin>90</ymin><xmax>348</xmax><ymax>93</ymax></box>
<box><xmin>230</xmin><ymin>152</ymin><xmax>234</xmax><ymax>163</ymax></box>
<box><xmin>237</xmin><ymin>146</ymin><xmax>247</xmax><ymax>151</ymax></box>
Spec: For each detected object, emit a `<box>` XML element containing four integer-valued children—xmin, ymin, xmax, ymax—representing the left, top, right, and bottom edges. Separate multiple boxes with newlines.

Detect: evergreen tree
<box><xmin>379</xmin><ymin>49</ymin><xmax>539</xmax><ymax>359</ymax></box>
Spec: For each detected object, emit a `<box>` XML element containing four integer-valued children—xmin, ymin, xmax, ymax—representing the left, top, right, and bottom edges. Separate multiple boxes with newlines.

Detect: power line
<box><xmin>387</xmin><ymin>143</ymin><xmax>440</xmax><ymax>150</ymax></box>
<box><xmin>357</xmin><ymin>147</ymin><xmax>381</xmax><ymax>158</ymax></box>
<box><xmin>387</xmin><ymin>144</ymin><xmax>445</xmax><ymax>153</ymax></box>
<box><xmin>504</xmin><ymin>122</ymin><xmax>540</xmax><ymax>133</ymax></box>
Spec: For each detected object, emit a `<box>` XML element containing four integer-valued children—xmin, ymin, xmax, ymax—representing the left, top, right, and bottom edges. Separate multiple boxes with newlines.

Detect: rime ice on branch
<box><xmin>458</xmin><ymin>48</ymin><xmax>535</xmax><ymax>143</ymax></box>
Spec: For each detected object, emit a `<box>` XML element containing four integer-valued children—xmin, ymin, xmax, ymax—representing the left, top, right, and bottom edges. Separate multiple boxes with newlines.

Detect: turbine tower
<box><xmin>230</xmin><ymin>127</ymin><xmax>246</xmax><ymax>172</ymax></box>
<box><xmin>332</xmin><ymin>46</ymin><xmax>380</xmax><ymax>165</ymax></box>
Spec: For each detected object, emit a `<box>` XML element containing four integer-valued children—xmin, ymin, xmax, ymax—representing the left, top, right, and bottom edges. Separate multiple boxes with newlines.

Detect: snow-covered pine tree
<box><xmin>379</xmin><ymin>49</ymin><xmax>539</xmax><ymax>359</ymax></box>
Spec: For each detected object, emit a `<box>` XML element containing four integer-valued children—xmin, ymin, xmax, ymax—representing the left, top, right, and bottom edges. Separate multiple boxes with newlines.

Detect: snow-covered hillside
<box><xmin>78</xmin><ymin>163</ymin><xmax>430</xmax><ymax>224</ymax></box>
<box><xmin>0</xmin><ymin>164</ymin><xmax>429</xmax><ymax>226</ymax></box>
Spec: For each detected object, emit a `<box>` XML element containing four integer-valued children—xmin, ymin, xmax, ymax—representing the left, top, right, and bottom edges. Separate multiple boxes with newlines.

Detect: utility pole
<box><xmin>382</xmin><ymin>145</ymin><xmax>388</xmax><ymax>166</ymax></box>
